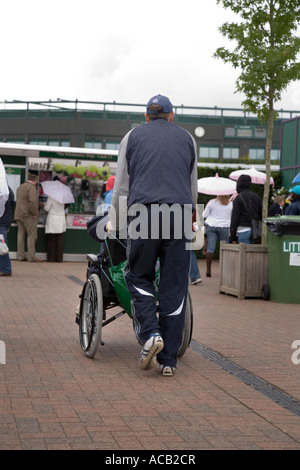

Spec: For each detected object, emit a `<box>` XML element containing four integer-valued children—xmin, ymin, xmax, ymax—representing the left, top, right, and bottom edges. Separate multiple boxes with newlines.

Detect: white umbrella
<box><xmin>41</xmin><ymin>180</ymin><xmax>75</xmax><ymax>204</ymax></box>
<box><xmin>0</xmin><ymin>158</ymin><xmax>9</xmax><ymax>217</ymax></box>
<box><xmin>197</xmin><ymin>173</ymin><xmax>237</xmax><ymax>196</ymax></box>
<box><xmin>229</xmin><ymin>165</ymin><xmax>274</xmax><ymax>186</ymax></box>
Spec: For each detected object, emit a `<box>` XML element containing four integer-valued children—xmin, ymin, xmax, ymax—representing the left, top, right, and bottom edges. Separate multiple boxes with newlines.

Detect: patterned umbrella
<box><xmin>229</xmin><ymin>165</ymin><xmax>274</xmax><ymax>186</ymax></box>
<box><xmin>197</xmin><ymin>173</ymin><xmax>237</xmax><ymax>195</ymax></box>
<box><xmin>41</xmin><ymin>180</ymin><xmax>75</xmax><ymax>204</ymax></box>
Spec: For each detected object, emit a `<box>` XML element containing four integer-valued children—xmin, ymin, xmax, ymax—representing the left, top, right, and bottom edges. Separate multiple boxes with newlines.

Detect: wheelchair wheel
<box><xmin>79</xmin><ymin>274</ymin><xmax>103</xmax><ymax>358</ymax></box>
<box><xmin>177</xmin><ymin>292</ymin><xmax>193</xmax><ymax>357</ymax></box>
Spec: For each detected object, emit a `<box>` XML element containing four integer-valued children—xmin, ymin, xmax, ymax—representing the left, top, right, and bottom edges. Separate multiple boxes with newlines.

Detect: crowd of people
<box><xmin>1</xmin><ymin>94</ymin><xmax>300</xmax><ymax>380</ymax></box>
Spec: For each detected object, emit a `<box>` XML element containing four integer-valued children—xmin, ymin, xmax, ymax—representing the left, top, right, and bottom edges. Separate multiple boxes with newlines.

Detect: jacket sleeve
<box><xmin>44</xmin><ymin>197</ymin><xmax>53</xmax><ymax>213</ymax></box>
<box><xmin>8</xmin><ymin>187</ymin><xmax>14</xmax><ymax>227</ymax></box>
<box><xmin>110</xmin><ymin>130</ymin><xmax>132</xmax><ymax>231</ymax></box>
<box><xmin>28</xmin><ymin>185</ymin><xmax>39</xmax><ymax>216</ymax></box>
<box><xmin>229</xmin><ymin>197</ymin><xmax>241</xmax><ymax>242</ymax></box>
<box><xmin>203</xmin><ymin>200</ymin><xmax>212</xmax><ymax>220</ymax></box>
<box><xmin>285</xmin><ymin>202</ymin><xmax>300</xmax><ymax>215</ymax></box>
<box><xmin>190</xmin><ymin>137</ymin><xmax>198</xmax><ymax>208</ymax></box>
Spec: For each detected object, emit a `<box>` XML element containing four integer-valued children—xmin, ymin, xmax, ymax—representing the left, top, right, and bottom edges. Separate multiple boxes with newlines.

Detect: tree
<box><xmin>214</xmin><ymin>0</ymin><xmax>300</xmax><ymax>243</ymax></box>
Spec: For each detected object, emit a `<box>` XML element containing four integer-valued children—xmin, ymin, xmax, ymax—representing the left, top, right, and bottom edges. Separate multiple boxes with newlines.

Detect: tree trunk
<box><xmin>262</xmin><ymin>106</ymin><xmax>274</xmax><ymax>244</ymax></box>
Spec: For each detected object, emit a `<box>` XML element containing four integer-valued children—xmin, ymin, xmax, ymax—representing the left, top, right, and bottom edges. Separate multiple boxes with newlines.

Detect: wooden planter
<box><xmin>219</xmin><ymin>242</ymin><xmax>268</xmax><ymax>299</ymax></box>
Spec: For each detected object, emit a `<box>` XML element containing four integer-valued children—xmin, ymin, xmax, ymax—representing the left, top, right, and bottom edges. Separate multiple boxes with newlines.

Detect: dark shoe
<box><xmin>206</xmin><ymin>253</ymin><xmax>213</xmax><ymax>277</ymax></box>
<box><xmin>18</xmin><ymin>258</ymin><xmax>27</xmax><ymax>261</ymax></box>
<box><xmin>0</xmin><ymin>271</ymin><xmax>12</xmax><ymax>276</ymax></box>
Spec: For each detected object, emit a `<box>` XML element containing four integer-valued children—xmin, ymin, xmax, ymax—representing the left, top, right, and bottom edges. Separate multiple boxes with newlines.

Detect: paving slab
<box><xmin>0</xmin><ymin>258</ymin><xmax>299</xmax><ymax>451</ymax></box>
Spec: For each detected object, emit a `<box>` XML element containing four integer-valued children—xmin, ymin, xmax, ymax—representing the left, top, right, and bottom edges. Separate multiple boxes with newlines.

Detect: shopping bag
<box><xmin>251</xmin><ymin>219</ymin><xmax>262</xmax><ymax>244</ymax></box>
<box><xmin>109</xmin><ymin>260</ymin><xmax>132</xmax><ymax>316</ymax></box>
<box><xmin>0</xmin><ymin>234</ymin><xmax>9</xmax><ymax>256</ymax></box>
<box><xmin>109</xmin><ymin>260</ymin><xmax>160</xmax><ymax>318</ymax></box>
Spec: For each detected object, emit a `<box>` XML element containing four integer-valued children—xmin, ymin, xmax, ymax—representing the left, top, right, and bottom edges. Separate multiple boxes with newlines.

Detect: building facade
<box><xmin>1</xmin><ymin>100</ymin><xmax>299</xmax><ymax>166</ymax></box>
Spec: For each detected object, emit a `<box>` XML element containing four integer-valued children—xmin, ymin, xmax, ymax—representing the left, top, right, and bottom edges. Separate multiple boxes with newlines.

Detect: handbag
<box><xmin>0</xmin><ymin>234</ymin><xmax>9</xmax><ymax>256</ymax></box>
<box><xmin>239</xmin><ymin>194</ymin><xmax>262</xmax><ymax>244</ymax></box>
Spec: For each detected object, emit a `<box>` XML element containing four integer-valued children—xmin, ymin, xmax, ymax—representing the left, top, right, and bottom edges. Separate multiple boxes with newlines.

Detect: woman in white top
<box><xmin>44</xmin><ymin>196</ymin><xmax>66</xmax><ymax>262</ymax></box>
<box><xmin>203</xmin><ymin>195</ymin><xmax>233</xmax><ymax>277</ymax></box>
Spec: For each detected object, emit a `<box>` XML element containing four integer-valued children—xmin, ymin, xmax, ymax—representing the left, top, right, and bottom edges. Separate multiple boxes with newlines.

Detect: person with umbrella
<box><xmin>203</xmin><ymin>195</ymin><xmax>233</xmax><ymax>277</ymax></box>
<box><xmin>229</xmin><ymin>175</ymin><xmax>262</xmax><ymax>244</ymax></box>
<box><xmin>197</xmin><ymin>173</ymin><xmax>235</xmax><ymax>278</ymax></box>
<box><xmin>42</xmin><ymin>177</ymin><xmax>72</xmax><ymax>262</ymax></box>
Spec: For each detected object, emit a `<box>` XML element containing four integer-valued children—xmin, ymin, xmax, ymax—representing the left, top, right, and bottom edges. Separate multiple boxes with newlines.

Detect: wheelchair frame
<box><xmin>76</xmin><ymin>237</ymin><xmax>193</xmax><ymax>359</ymax></box>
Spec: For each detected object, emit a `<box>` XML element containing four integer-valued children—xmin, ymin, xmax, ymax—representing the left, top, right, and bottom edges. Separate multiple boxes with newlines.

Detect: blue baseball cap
<box><xmin>292</xmin><ymin>185</ymin><xmax>300</xmax><ymax>195</ymax></box>
<box><xmin>146</xmin><ymin>94</ymin><xmax>173</xmax><ymax>114</ymax></box>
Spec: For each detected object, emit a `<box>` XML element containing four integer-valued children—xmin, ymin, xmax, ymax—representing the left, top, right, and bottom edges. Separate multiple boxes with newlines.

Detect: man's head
<box><xmin>145</xmin><ymin>94</ymin><xmax>174</xmax><ymax>122</ymax></box>
<box><xmin>28</xmin><ymin>173</ymin><xmax>38</xmax><ymax>184</ymax></box>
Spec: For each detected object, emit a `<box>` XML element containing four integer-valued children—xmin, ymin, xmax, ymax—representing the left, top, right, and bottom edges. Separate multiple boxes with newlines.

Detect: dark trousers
<box><xmin>47</xmin><ymin>233</ymin><xmax>64</xmax><ymax>262</ymax></box>
<box><xmin>124</xmin><ymin>205</ymin><xmax>191</xmax><ymax>368</ymax></box>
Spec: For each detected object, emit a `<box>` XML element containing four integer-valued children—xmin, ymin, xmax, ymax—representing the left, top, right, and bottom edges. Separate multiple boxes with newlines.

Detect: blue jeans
<box><xmin>189</xmin><ymin>250</ymin><xmax>201</xmax><ymax>281</ymax></box>
<box><xmin>206</xmin><ymin>225</ymin><xmax>229</xmax><ymax>253</ymax></box>
<box><xmin>0</xmin><ymin>226</ymin><xmax>12</xmax><ymax>274</ymax></box>
<box><xmin>237</xmin><ymin>229</ymin><xmax>252</xmax><ymax>244</ymax></box>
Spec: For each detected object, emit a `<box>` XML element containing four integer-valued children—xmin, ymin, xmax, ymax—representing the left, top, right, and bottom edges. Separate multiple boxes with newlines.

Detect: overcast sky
<box><xmin>1</xmin><ymin>0</ymin><xmax>299</xmax><ymax>112</ymax></box>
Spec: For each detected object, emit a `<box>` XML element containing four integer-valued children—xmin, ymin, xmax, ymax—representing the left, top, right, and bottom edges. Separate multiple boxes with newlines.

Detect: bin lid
<box><xmin>265</xmin><ymin>215</ymin><xmax>300</xmax><ymax>236</ymax></box>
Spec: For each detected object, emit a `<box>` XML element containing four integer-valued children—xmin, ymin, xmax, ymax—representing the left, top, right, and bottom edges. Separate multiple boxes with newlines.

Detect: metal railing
<box><xmin>0</xmin><ymin>99</ymin><xmax>299</xmax><ymax>120</ymax></box>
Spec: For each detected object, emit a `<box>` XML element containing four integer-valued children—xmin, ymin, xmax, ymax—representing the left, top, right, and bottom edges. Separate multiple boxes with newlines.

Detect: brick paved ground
<box><xmin>0</xmin><ymin>258</ymin><xmax>300</xmax><ymax>450</ymax></box>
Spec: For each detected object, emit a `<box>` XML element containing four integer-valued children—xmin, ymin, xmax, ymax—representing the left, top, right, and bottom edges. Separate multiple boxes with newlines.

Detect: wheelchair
<box><xmin>76</xmin><ymin>236</ymin><xmax>193</xmax><ymax>359</ymax></box>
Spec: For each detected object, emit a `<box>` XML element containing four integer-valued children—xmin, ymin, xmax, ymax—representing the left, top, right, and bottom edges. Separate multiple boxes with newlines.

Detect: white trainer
<box><xmin>139</xmin><ymin>334</ymin><xmax>164</xmax><ymax>370</ymax></box>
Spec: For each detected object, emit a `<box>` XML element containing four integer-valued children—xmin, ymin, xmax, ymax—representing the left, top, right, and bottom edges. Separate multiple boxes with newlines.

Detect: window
<box><xmin>271</xmin><ymin>148</ymin><xmax>280</xmax><ymax>161</ymax></box>
<box><xmin>48</xmin><ymin>140</ymin><xmax>60</xmax><ymax>147</ymax></box>
<box><xmin>29</xmin><ymin>139</ymin><xmax>47</xmax><ymax>146</ymax></box>
<box><xmin>224</xmin><ymin>127</ymin><xmax>236</xmax><ymax>137</ymax></box>
<box><xmin>249</xmin><ymin>148</ymin><xmax>265</xmax><ymax>160</ymax></box>
<box><xmin>199</xmin><ymin>146</ymin><xmax>219</xmax><ymax>159</ymax></box>
<box><xmin>84</xmin><ymin>141</ymin><xmax>102</xmax><ymax>149</ymax></box>
<box><xmin>6</xmin><ymin>139</ymin><xmax>25</xmax><ymax>144</ymax></box>
<box><xmin>223</xmin><ymin>147</ymin><xmax>239</xmax><ymax>159</ymax></box>
<box><xmin>254</xmin><ymin>127</ymin><xmax>267</xmax><ymax>139</ymax></box>
<box><xmin>106</xmin><ymin>141</ymin><xmax>120</xmax><ymax>150</ymax></box>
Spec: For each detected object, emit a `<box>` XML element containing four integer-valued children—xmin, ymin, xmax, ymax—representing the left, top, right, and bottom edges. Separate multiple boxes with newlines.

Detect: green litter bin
<box><xmin>264</xmin><ymin>216</ymin><xmax>300</xmax><ymax>303</ymax></box>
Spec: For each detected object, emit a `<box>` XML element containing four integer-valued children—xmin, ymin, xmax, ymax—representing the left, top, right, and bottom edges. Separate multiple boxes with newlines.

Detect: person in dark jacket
<box><xmin>268</xmin><ymin>195</ymin><xmax>285</xmax><ymax>216</ymax></box>
<box><xmin>229</xmin><ymin>174</ymin><xmax>262</xmax><ymax>244</ymax></box>
<box><xmin>0</xmin><ymin>186</ymin><xmax>14</xmax><ymax>276</ymax></box>
<box><xmin>107</xmin><ymin>94</ymin><xmax>198</xmax><ymax>377</ymax></box>
<box><xmin>285</xmin><ymin>186</ymin><xmax>300</xmax><ymax>215</ymax></box>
